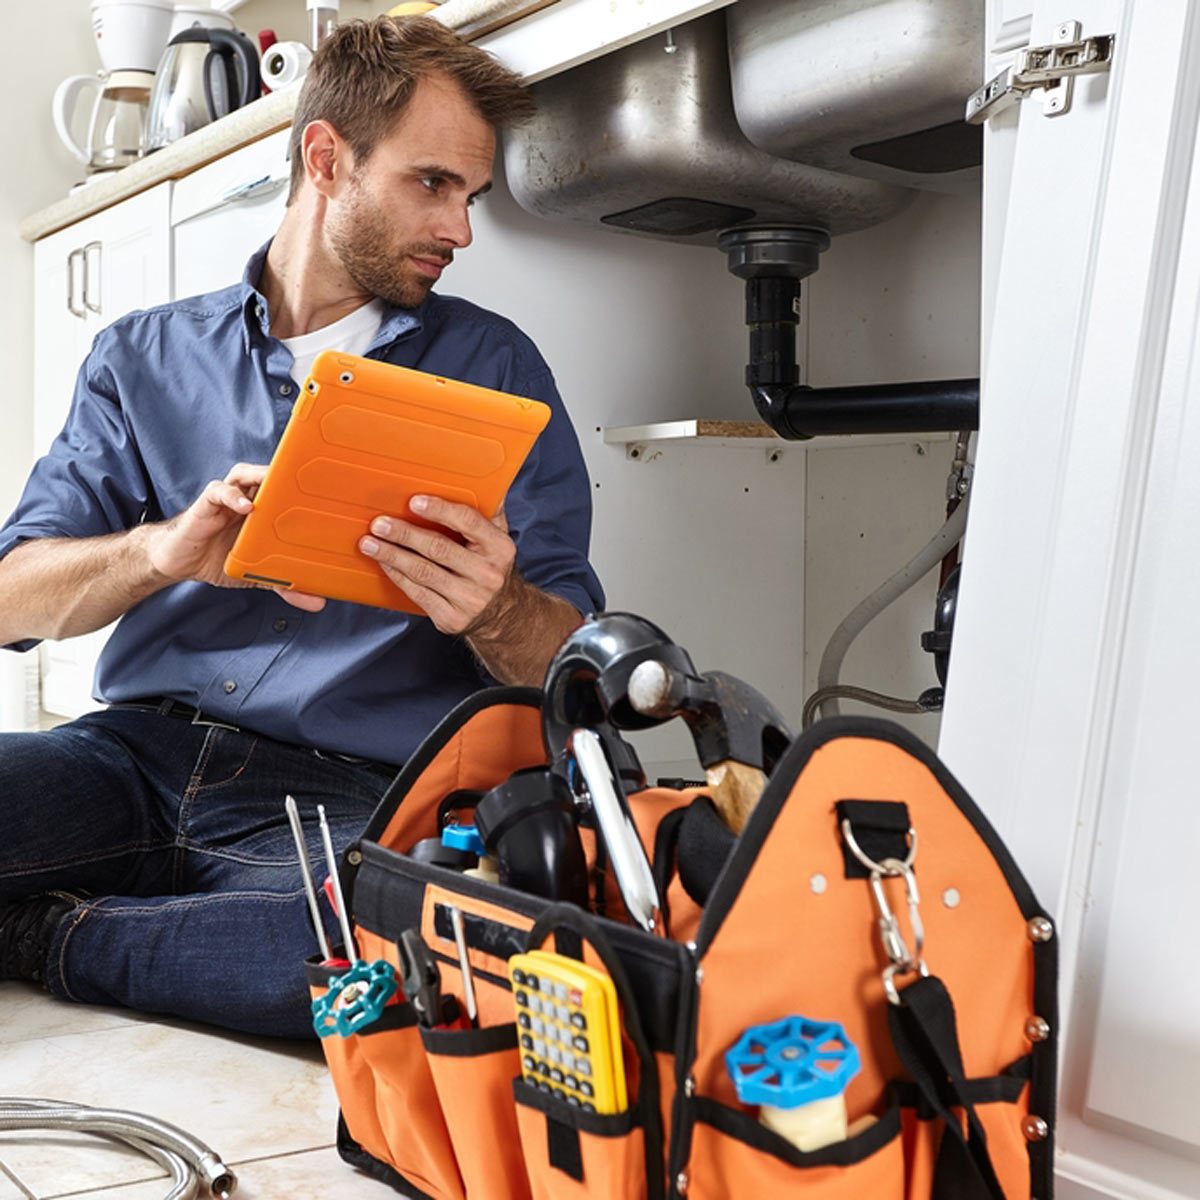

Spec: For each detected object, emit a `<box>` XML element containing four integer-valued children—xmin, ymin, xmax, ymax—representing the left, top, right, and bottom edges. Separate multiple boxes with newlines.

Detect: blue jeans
<box><xmin>0</xmin><ymin>705</ymin><xmax>397</xmax><ymax>1038</ymax></box>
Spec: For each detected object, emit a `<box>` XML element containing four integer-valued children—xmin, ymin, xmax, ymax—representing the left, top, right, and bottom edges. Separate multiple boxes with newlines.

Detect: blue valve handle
<box><xmin>441</xmin><ymin>824</ymin><xmax>487</xmax><ymax>855</ymax></box>
<box><xmin>726</xmin><ymin>1016</ymin><xmax>861</xmax><ymax>1110</ymax></box>
<box><xmin>312</xmin><ymin>959</ymin><xmax>399</xmax><ymax>1038</ymax></box>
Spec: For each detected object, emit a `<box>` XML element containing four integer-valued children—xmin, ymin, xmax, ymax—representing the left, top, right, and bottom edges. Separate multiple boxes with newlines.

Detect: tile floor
<box><xmin>0</xmin><ymin>983</ymin><xmax>401</xmax><ymax>1199</ymax></box>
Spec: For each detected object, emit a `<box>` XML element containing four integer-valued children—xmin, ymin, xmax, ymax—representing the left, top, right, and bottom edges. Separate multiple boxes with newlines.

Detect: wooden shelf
<box><xmin>603</xmin><ymin>420</ymin><xmax>951</xmax><ymax>451</ymax></box>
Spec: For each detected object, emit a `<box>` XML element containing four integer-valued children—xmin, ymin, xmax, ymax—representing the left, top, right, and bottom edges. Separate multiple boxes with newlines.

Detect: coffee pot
<box><xmin>52</xmin><ymin>0</ymin><xmax>174</xmax><ymax>174</ymax></box>
<box><xmin>145</xmin><ymin>28</ymin><xmax>261</xmax><ymax>152</ymax></box>
<box><xmin>52</xmin><ymin>69</ymin><xmax>155</xmax><ymax>173</ymax></box>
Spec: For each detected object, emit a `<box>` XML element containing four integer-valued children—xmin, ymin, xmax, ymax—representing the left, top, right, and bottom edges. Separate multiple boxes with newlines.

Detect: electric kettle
<box><xmin>144</xmin><ymin>27</ymin><xmax>261</xmax><ymax>152</ymax></box>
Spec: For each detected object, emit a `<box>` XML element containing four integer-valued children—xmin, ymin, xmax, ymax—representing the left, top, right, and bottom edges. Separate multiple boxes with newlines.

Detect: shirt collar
<box><xmin>239</xmin><ymin>240</ymin><xmax>426</xmax><ymax>354</ymax></box>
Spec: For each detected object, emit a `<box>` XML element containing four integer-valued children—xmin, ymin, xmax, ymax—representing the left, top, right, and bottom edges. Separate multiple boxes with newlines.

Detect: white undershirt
<box><xmin>280</xmin><ymin>299</ymin><xmax>386</xmax><ymax>388</ymax></box>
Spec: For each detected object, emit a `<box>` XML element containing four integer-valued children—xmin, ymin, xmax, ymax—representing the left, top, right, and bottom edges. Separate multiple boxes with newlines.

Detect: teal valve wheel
<box><xmin>312</xmin><ymin>959</ymin><xmax>399</xmax><ymax>1038</ymax></box>
<box><xmin>726</xmin><ymin>1016</ymin><xmax>861</xmax><ymax>1110</ymax></box>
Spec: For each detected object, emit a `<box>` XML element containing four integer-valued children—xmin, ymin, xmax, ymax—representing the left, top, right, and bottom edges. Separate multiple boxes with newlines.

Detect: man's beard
<box><xmin>328</xmin><ymin>176</ymin><xmax>452</xmax><ymax>309</ymax></box>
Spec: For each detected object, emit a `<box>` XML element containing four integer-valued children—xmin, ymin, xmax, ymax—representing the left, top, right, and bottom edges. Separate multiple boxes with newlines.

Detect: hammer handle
<box><xmin>705</xmin><ymin>760</ymin><xmax>767</xmax><ymax>835</ymax></box>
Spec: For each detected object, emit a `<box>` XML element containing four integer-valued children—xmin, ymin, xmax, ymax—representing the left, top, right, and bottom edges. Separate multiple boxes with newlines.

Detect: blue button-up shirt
<box><xmin>1</xmin><ymin>245</ymin><xmax>603</xmax><ymax>765</ymax></box>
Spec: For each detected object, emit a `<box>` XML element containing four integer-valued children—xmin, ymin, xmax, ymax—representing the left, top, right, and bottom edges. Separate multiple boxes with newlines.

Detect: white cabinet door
<box><xmin>31</xmin><ymin>182</ymin><xmax>172</xmax><ymax>719</ymax></box>
<box><xmin>172</xmin><ymin>129</ymin><xmax>291</xmax><ymax>299</ymax></box>
<box><xmin>938</xmin><ymin>1</ymin><xmax>1200</xmax><ymax>1195</ymax></box>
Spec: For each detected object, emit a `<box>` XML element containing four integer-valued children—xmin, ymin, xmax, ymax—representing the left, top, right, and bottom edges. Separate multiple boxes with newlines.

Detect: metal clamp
<box><xmin>841</xmin><ymin>820</ymin><xmax>929</xmax><ymax>1005</ymax></box>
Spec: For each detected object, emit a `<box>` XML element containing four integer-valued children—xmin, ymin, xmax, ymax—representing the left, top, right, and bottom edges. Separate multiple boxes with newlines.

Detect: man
<box><xmin>0</xmin><ymin>17</ymin><xmax>602</xmax><ymax>1037</ymax></box>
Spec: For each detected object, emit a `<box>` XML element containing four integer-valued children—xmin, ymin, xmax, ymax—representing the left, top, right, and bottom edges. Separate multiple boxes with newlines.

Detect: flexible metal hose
<box><xmin>813</xmin><ymin>501</ymin><xmax>969</xmax><ymax>720</ymax></box>
<box><xmin>0</xmin><ymin>1099</ymin><xmax>236</xmax><ymax>1199</ymax></box>
<box><xmin>801</xmin><ymin>684</ymin><xmax>940</xmax><ymax>729</ymax></box>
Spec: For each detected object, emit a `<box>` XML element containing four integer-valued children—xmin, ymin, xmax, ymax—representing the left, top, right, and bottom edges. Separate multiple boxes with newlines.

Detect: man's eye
<box><xmin>420</xmin><ymin>177</ymin><xmax>442</xmax><ymax>193</ymax></box>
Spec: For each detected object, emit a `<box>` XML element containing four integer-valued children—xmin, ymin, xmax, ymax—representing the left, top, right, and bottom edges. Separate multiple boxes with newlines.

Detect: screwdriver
<box><xmin>284</xmin><ymin>794</ymin><xmax>333</xmax><ymax>962</ymax></box>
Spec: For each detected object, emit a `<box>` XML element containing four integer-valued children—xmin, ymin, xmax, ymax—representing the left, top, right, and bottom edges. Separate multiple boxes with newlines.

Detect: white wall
<box><xmin>0</xmin><ymin>2</ymin><xmax>97</xmax><ymax>725</ymax></box>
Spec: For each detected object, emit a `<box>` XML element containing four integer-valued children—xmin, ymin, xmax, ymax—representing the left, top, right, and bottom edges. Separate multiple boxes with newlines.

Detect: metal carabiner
<box><xmin>841</xmin><ymin>820</ymin><xmax>929</xmax><ymax>1005</ymax></box>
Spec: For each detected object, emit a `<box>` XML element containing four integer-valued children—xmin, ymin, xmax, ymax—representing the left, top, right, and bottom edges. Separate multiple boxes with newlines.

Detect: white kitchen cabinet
<box><xmin>31</xmin><ymin>182</ymin><xmax>172</xmax><ymax>719</ymax></box>
<box><xmin>172</xmin><ymin>129</ymin><xmax>291</xmax><ymax>298</ymax></box>
<box><xmin>938</xmin><ymin>1</ymin><xmax>1200</xmax><ymax>1196</ymax></box>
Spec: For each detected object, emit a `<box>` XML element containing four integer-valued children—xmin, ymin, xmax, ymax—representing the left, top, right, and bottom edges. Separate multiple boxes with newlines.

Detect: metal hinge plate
<box><xmin>966</xmin><ymin>21</ymin><xmax>1115</xmax><ymax>125</ymax></box>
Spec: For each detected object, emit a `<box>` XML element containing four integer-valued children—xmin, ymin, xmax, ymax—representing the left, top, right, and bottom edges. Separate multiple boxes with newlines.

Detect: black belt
<box><xmin>108</xmin><ymin>697</ymin><xmax>393</xmax><ymax>771</ymax></box>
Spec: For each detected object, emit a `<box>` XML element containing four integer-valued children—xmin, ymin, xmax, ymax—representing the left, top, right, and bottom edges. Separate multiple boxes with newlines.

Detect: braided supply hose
<box><xmin>0</xmin><ymin>1098</ymin><xmax>236</xmax><ymax>1200</ymax></box>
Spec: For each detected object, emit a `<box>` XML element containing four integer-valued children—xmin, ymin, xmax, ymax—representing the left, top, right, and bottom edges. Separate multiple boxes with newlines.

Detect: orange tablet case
<box><xmin>224</xmin><ymin>351</ymin><xmax>551</xmax><ymax>614</ymax></box>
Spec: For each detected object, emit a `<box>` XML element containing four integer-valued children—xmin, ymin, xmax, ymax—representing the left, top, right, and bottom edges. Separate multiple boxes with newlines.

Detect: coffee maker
<box><xmin>52</xmin><ymin>0</ymin><xmax>175</xmax><ymax>175</ymax></box>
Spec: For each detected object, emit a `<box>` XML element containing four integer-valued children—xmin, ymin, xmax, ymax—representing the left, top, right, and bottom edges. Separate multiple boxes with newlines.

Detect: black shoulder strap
<box><xmin>888</xmin><ymin>974</ymin><xmax>1009</xmax><ymax>1200</ymax></box>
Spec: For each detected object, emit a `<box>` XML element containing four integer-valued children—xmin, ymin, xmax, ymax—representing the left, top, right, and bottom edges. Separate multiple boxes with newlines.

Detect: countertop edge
<box><xmin>19</xmin><ymin>85</ymin><xmax>302</xmax><ymax>244</ymax></box>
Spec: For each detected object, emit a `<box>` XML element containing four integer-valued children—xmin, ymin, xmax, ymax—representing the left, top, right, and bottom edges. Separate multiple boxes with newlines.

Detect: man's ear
<box><xmin>301</xmin><ymin>120</ymin><xmax>350</xmax><ymax>198</ymax></box>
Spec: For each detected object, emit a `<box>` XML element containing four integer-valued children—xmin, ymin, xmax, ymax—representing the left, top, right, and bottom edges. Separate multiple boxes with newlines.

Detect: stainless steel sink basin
<box><xmin>502</xmin><ymin>12</ymin><xmax>913</xmax><ymax>245</ymax></box>
<box><xmin>727</xmin><ymin>0</ymin><xmax>983</xmax><ymax>190</ymax></box>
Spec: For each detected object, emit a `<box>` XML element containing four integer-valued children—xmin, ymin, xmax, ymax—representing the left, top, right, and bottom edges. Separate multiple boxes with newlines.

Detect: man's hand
<box><xmin>358</xmin><ymin>494</ymin><xmax>582</xmax><ymax>685</ymax></box>
<box><xmin>358</xmin><ymin>494</ymin><xmax>516</xmax><ymax>636</ymax></box>
<box><xmin>145</xmin><ymin>463</ymin><xmax>324</xmax><ymax>612</ymax></box>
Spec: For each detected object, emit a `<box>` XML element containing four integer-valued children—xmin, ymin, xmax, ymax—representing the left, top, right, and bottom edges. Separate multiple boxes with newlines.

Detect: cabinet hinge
<box><xmin>966</xmin><ymin>20</ymin><xmax>1115</xmax><ymax>125</ymax></box>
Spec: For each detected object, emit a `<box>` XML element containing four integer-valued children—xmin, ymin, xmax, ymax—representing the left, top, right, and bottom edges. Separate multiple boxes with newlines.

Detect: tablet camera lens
<box><xmin>339</xmin><ymin>371</ymin><xmax>355</xmax><ymax>385</ymax></box>
<box><xmin>306</xmin><ymin>380</ymin><xmax>319</xmax><ymax>394</ymax></box>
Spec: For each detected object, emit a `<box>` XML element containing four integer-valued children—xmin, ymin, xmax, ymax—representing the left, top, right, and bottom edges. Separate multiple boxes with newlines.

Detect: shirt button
<box><xmin>279</xmin><ymin>383</ymin><xmax>293</xmax><ymax>397</ymax></box>
<box><xmin>273</xmin><ymin>618</ymin><xmax>288</xmax><ymax>632</ymax></box>
<box><xmin>223</xmin><ymin>680</ymin><xmax>237</xmax><ymax>695</ymax></box>
<box><xmin>254</xmin><ymin>304</ymin><xmax>264</xmax><ymax>320</ymax></box>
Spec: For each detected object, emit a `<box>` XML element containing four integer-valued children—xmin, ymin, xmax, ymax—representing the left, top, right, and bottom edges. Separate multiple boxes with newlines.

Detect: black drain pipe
<box><xmin>720</xmin><ymin>226</ymin><xmax>980</xmax><ymax>441</ymax></box>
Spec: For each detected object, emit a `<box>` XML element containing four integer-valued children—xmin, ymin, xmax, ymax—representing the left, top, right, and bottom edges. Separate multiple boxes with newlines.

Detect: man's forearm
<box><xmin>0</xmin><ymin>527</ymin><xmax>171</xmax><ymax>644</ymax></box>
<box><xmin>467</xmin><ymin>577</ymin><xmax>583</xmax><ymax>687</ymax></box>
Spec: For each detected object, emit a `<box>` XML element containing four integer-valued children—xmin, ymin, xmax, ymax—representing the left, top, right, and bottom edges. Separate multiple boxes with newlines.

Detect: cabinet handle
<box><xmin>221</xmin><ymin>173</ymin><xmax>289</xmax><ymax>206</ymax></box>
<box><xmin>178</xmin><ymin>173</ymin><xmax>290</xmax><ymax>226</ymax></box>
<box><xmin>82</xmin><ymin>240</ymin><xmax>102</xmax><ymax>316</ymax></box>
<box><xmin>67</xmin><ymin>247</ymin><xmax>86</xmax><ymax>319</ymax></box>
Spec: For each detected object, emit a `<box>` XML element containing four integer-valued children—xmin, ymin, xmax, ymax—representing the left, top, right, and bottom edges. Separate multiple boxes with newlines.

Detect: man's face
<box><xmin>326</xmin><ymin>74</ymin><xmax>496</xmax><ymax>308</ymax></box>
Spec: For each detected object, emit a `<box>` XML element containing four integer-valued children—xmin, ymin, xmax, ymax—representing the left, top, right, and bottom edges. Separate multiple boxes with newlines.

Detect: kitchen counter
<box><xmin>21</xmin><ymin>0</ymin><xmax>732</xmax><ymax>242</ymax></box>
<box><xmin>19</xmin><ymin>85</ymin><xmax>300</xmax><ymax>243</ymax></box>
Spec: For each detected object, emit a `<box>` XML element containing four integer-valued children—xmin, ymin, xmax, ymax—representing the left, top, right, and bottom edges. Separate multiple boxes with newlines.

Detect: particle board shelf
<box><xmin>603</xmin><ymin>420</ymin><xmax>951</xmax><ymax>452</ymax></box>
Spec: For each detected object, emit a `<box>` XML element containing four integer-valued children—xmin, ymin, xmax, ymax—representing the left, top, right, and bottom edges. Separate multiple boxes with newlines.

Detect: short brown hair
<box><xmin>287</xmin><ymin>16</ymin><xmax>535</xmax><ymax>201</ymax></box>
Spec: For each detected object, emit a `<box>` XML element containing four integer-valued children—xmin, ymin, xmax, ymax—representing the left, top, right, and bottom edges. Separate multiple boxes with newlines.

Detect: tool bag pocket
<box><xmin>897</xmin><ymin>1058</ymin><xmax>1034</xmax><ymax>1200</ymax></box>
<box><xmin>507</xmin><ymin>903</ymin><xmax>670</xmax><ymax>1200</ymax></box>
<box><xmin>421</xmin><ymin>1022</ymin><xmax>532</xmax><ymax>1200</ymax></box>
<box><xmin>683</xmin><ymin>1095</ymin><xmax>904</xmax><ymax>1199</ymax></box>
<box><xmin>307</xmin><ymin>959</ymin><xmax>464</xmax><ymax>1200</ymax></box>
<box><xmin>513</xmin><ymin>1078</ymin><xmax>649</xmax><ymax>1200</ymax></box>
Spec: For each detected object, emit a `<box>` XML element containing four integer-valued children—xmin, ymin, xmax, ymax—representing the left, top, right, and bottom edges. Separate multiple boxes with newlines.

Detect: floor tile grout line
<box><xmin>34</xmin><ymin>1143</ymin><xmax>344</xmax><ymax>1200</ymax></box>
<box><xmin>0</xmin><ymin>1157</ymin><xmax>36</xmax><ymax>1200</ymax></box>
<box><xmin>225</xmin><ymin>1141</ymin><xmax>338</xmax><ymax>1167</ymax></box>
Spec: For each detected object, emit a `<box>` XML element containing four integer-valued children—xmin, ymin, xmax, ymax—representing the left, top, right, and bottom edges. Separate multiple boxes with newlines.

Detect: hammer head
<box><xmin>542</xmin><ymin>613</ymin><xmax>699</xmax><ymax>765</ymax></box>
<box><xmin>627</xmin><ymin>662</ymin><xmax>792</xmax><ymax>774</ymax></box>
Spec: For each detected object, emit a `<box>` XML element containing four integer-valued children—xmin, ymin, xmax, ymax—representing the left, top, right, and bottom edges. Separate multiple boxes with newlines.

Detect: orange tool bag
<box><xmin>309</xmin><ymin>686</ymin><xmax>1057</xmax><ymax>1199</ymax></box>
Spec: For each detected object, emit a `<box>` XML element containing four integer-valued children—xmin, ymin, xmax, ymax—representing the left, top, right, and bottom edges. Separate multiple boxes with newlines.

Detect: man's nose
<box><xmin>436</xmin><ymin>200</ymin><xmax>473</xmax><ymax>250</ymax></box>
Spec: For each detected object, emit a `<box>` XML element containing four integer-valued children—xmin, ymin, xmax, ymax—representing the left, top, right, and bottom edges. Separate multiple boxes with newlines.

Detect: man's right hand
<box><xmin>144</xmin><ymin>464</ymin><xmax>325</xmax><ymax>612</ymax></box>
<box><xmin>145</xmin><ymin>462</ymin><xmax>265</xmax><ymax>587</ymax></box>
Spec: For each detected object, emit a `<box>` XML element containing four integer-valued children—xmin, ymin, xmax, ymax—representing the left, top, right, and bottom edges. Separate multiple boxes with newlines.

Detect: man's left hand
<box><xmin>359</xmin><ymin>494</ymin><xmax>517</xmax><ymax>636</ymax></box>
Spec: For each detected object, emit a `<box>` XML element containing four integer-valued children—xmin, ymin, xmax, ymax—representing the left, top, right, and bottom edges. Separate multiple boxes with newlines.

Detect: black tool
<box><xmin>474</xmin><ymin>768</ymin><xmax>590</xmax><ymax>907</ymax></box>
<box><xmin>397</xmin><ymin>930</ymin><xmax>461</xmax><ymax>1029</ymax></box>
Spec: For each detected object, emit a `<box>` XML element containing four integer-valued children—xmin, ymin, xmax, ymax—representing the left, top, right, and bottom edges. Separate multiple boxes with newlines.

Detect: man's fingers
<box><xmin>273</xmin><ymin>588</ymin><xmax>327</xmax><ymax>613</ymax></box>
<box><xmin>409</xmin><ymin>495</ymin><xmax>497</xmax><ymax>544</ymax></box>
<box><xmin>367</xmin><ymin>515</ymin><xmax>475</xmax><ymax>574</ymax></box>
<box><xmin>224</xmin><ymin>462</ymin><xmax>269</xmax><ymax>488</ymax></box>
<box><xmin>201</xmin><ymin>480</ymin><xmax>254</xmax><ymax>517</ymax></box>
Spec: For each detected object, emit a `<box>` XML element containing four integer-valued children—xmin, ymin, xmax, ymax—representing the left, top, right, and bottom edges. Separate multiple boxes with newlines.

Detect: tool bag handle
<box><xmin>526</xmin><ymin>902</ymin><xmax>667</xmax><ymax>1200</ymax></box>
<box><xmin>887</xmin><ymin>974</ymin><xmax>1008</xmax><ymax>1200</ymax></box>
